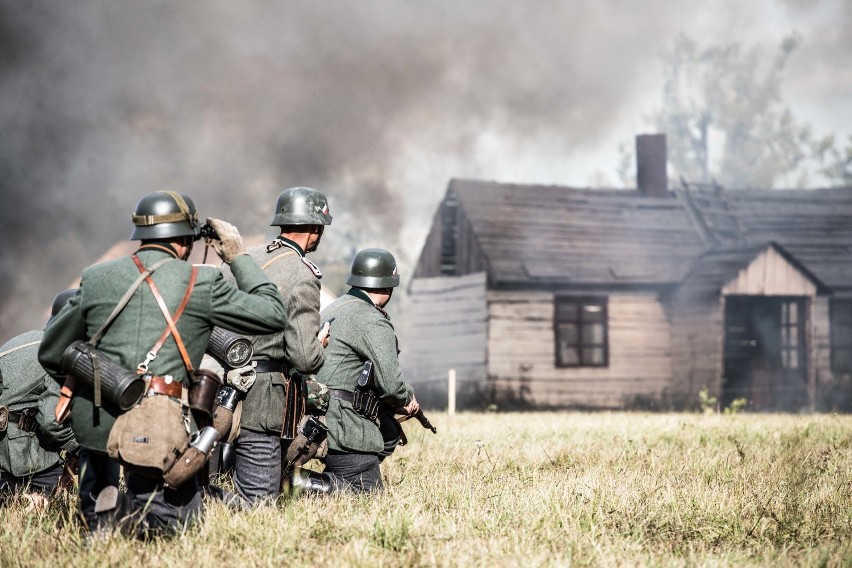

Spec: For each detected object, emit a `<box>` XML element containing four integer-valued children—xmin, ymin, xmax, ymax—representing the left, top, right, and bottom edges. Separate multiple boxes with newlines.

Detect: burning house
<box><xmin>403</xmin><ymin>134</ymin><xmax>852</xmax><ymax>412</ymax></box>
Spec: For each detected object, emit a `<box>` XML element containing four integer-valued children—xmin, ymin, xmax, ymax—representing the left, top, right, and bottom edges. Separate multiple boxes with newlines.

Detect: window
<box><xmin>439</xmin><ymin>196</ymin><xmax>458</xmax><ymax>275</ymax></box>
<box><xmin>555</xmin><ymin>297</ymin><xmax>608</xmax><ymax>367</ymax></box>
<box><xmin>780</xmin><ymin>300</ymin><xmax>802</xmax><ymax>370</ymax></box>
<box><xmin>830</xmin><ymin>299</ymin><xmax>852</xmax><ymax>373</ymax></box>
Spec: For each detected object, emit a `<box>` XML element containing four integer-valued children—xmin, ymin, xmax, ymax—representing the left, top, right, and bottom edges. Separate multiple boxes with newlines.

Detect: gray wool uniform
<box><xmin>221</xmin><ymin>237</ymin><xmax>325</xmax><ymax>504</ymax></box>
<box><xmin>0</xmin><ymin>330</ymin><xmax>79</xmax><ymax>494</ymax></box>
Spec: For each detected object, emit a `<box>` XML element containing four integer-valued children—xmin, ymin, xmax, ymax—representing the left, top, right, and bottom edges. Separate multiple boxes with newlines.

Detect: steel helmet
<box><xmin>49</xmin><ymin>288</ymin><xmax>78</xmax><ymax>322</ymax></box>
<box><xmin>269</xmin><ymin>187</ymin><xmax>332</xmax><ymax>226</ymax></box>
<box><xmin>129</xmin><ymin>191</ymin><xmax>199</xmax><ymax>240</ymax></box>
<box><xmin>346</xmin><ymin>248</ymin><xmax>400</xmax><ymax>288</ymax></box>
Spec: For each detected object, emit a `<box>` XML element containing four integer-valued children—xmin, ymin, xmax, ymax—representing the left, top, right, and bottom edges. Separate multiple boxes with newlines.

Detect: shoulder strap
<box><xmin>131</xmin><ymin>255</ymin><xmax>198</xmax><ymax>374</ymax></box>
<box><xmin>260</xmin><ymin>250</ymin><xmax>297</xmax><ymax>271</ymax></box>
<box><xmin>88</xmin><ymin>256</ymin><xmax>174</xmax><ymax>347</ymax></box>
<box><xmin>0</xmin><ymin>340</ymin><xmax>41</xmax><ymax>359</ymax></box>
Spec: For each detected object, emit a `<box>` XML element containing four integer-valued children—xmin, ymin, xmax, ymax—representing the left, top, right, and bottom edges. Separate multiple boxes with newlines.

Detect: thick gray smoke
<box><xmin>0</xmin><ymin>1</ymin><xmax>847</xmax><ymax>338</ymax></box>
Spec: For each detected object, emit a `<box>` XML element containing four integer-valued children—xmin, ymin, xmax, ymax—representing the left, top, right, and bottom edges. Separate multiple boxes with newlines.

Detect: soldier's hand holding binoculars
<box><xmin>205</xmin><ymin>218</ymin><xmax>247</xmax><ymax>263</ymax></box>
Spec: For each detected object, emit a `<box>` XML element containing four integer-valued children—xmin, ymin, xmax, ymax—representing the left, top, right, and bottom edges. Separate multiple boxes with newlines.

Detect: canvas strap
<box><xmin>260</xmin><ymin>249</ymin><xmax>296</xmax><ymax>271</ymax></box>
<box><xmin>0</xmin><ymin>341</ymin><xmax>41</xmax><ymax>359</ymax></box>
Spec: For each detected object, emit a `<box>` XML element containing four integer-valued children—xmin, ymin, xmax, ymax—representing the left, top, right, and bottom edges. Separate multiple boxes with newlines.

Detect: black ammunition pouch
<box><xmin>59</xmin><ymin>341</ymin><xmax>146</xmax><ymax>411</ymax></box>
<box><xmin>330</xmin><ymin>388</ymin><xmax>380</xmax><ymax>422</ymax></box>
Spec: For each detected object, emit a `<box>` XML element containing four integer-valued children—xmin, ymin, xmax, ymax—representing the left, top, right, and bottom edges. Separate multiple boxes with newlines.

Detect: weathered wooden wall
<box><xmin>721</xmin><ymin>247</ymin><xmax>817</xmax><ymax>297</ymax></box>
<box><xmin>669</xmin><ymin>300</ymin><xmax>724</xmax><ymax>405</ymax></box>
<box><xmin>486</xmin><ymin>291</ymin><xmax>673</xmax><ymax>408</ymax></box>
<box><xmin>401</xmin><ymin>272</ymin><xmax>488</xmax><ymax>407</ymax></box>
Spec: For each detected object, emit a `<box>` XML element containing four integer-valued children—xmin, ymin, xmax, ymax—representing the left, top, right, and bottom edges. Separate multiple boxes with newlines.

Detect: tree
<box><xmin>651</xmin><ymin>34</ymin><xmax>838</xmax><ymax>189</ymax></box>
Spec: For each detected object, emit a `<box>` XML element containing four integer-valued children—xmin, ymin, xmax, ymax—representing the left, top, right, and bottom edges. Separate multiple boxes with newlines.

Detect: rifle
<box><xmin>396</xmin><ymin>407</ymin><xmax>437</xmax><ymax>434</ymax></box>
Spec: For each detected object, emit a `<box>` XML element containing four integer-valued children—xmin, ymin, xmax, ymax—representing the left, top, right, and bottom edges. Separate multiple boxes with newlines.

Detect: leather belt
<box><xmin>146</xmin><ymin>376</ymin><xmax>183</xmax><ymax>399</ymax></box>
<box><xmin>253</xmin><ymin>359</ymin><xmax>287</xmax><ymax>374</ymax></box>
<box><xmin>8</xmin><ymin>409</ymin><xmax>39</xmax><ymax>433</ymax></box>
<box><xmin>328</xmin><ymin>388</ymin><xmax>354</xmax><ymax>403</ymax></box>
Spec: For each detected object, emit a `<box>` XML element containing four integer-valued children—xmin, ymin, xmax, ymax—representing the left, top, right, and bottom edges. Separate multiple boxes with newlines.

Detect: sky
<box><xmin>0</xmin><ymin>0</ymin><xmax>850</xmax><ymax>338</ymax></box>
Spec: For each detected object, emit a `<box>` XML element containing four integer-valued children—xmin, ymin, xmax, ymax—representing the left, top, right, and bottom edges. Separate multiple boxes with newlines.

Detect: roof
<box><xmin>675</xmin><ymin>242</ymin><xmax>825</xmax><ymax>302</ymax></box>
<box><xmin>722</xmin><ymin>188</ymin><xmax>852</xmax><ymax>290</ymax></box>
<box><xmin>442</xmin><ymin>179</ymin><xmax>852</xmax><ymax>291</ymax></box>
<box><xmin>449</xmin><ymin>179</ymin><xmax>707</xmax><ymax>286</ymax></box>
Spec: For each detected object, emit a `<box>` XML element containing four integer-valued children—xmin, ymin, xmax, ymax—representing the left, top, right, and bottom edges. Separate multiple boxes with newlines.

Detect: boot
<box><xmin>91</xmin><ymin>485</ymin><xmax>132</xmax><ymax>537</ymax></box>
<box><xmin>288</xmin><ymin>468</ymin><xmax>332</xmax><ymax>496</ymax></box>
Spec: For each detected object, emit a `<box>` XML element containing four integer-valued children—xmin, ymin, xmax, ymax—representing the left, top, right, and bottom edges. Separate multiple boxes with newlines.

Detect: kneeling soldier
<box><xmin>0</xmin><ymin>290</ymin><xmax>80</xmax><ymax>508</ymax></box>
<box><xmin>299</xmin><ymin>248</ymin><xmax>419</xmax><ymax>493</ymax></box>
<box><xmin>38</xmin><ymin>191</ymin><xmax>287</xmax><ymax>538</ymax></box>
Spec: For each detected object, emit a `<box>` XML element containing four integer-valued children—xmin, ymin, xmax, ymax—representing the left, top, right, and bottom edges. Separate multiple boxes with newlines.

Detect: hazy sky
<box><xmin>0</xmin><ymin>0</ymin><xmax>850</xmax><ymax>337</ymax></box>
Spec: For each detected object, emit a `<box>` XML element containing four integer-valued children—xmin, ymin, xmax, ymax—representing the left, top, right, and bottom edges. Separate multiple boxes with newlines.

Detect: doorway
<box><xmin>722</xmin><ymin>296</ymin><xmax>808</xmax><ymax>411</ymax></box>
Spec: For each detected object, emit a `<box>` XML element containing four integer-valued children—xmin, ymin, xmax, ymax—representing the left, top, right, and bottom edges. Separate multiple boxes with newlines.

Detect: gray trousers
<box><xmin>232</xmin><ymin>428</ymin><xmax>281</xmax><ymax>505</ymax></box>
<box><xmin>324</xmin><ymin>450</ymin><xmax>383</xmax><ymax>493</ymax></box>
<box><xmin>0</xmin><ymin>462</ymin><xmax>63</xmax><ymax>497</ymax></box>
<box><xmin>124</xmin><ymin>473</ymin><xmax>203</xmax><ymax>539</ymax></box>
<box><xmin>78</xmin><ymin>449</ymin><xmax>121</xmax><ymax>532</ymax></box>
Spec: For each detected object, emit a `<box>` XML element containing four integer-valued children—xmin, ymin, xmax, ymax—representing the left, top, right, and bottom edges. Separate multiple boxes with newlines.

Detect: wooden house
<box><xmin>402</xmin><ymin>135</ymin><xmax>852</xmax><ymax>412</ymax></box>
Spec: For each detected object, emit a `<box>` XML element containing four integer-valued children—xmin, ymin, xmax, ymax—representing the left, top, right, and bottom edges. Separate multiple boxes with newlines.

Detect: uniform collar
<box><xmin>346</xmin><ymin>288</ymin><xmax>389</xmax><ymax>318</ymax></box>
<box><xmin>137</xmin><ymin>242</ymin><xmax>180</xmax><ymax>259</ymax></box>
<box><xmin>266</xmin><ymin>236</ymin><xmax>304</xmax><ymax>257</ymax></box>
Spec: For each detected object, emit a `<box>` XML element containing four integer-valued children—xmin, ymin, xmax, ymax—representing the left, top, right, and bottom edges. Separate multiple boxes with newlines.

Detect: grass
<box><xmin>1</xmin><ymin>412</ymin><xmax>850</xmax><ymax>567</ymax></box>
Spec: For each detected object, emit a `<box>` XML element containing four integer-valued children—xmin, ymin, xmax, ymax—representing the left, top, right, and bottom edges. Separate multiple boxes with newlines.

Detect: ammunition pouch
<box><xmin>283</xmin><ymin>415</ymin><xmax>329</xmax><ymax>471</ymax></box>
<box><xmin>60</xmin><ymin>341</ymin><xmax>146</xmax><ymax>411</ymax></box>
<box><xmin>330</xmin><ymin>388</ymin><xmax>380</xmax><ymax>421</ymax></box>
<box><xmin>106</xmin><ymin>391</ymin><xmax>190</xmax><ymax>480</ymax></box>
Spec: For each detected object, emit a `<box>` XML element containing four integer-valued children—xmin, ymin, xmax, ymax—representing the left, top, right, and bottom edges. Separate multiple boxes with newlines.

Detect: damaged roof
<box><xmin>449</xmin><ymin>179</ymin><xmax>706</xmax><ymax>286</ymax></box>
<box><xmin>441</xmin><ymin>179</ymin><xmax>852</xmax><ymax>291</ymax></box>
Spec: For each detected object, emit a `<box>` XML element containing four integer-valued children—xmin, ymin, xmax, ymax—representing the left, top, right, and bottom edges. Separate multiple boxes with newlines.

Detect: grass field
<box><xmin>1</xmin><ymin>412</ymin><xmax>850</xmax><ymax>567</ymax></box>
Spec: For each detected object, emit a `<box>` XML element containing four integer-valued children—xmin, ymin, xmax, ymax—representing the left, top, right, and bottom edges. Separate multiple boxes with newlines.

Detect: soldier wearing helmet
<box><xmin>38</xmin><ymin>191</ymin><xmax>287</xmax><ymax>538</ymax></box>
<box><xmin>220</xmin><ymin>186</ymin><xmax>332</xmax><ymax>505</ymax></box>
<box><xmin>291</xmin><ymin>248</ymin><xmax>419</xmax><ymax>494</ymax></box>
<box><xmin>0</xmin><ymin>289</ymin><xmax>80</xmax><ymax>509</ymax></box>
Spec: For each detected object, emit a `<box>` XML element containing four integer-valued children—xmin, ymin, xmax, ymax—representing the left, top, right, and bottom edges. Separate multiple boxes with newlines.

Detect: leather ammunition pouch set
<box><xmin>329</xmin><ymin>360</ymin><xmax>381</xmax><ymax>421</ymax></box>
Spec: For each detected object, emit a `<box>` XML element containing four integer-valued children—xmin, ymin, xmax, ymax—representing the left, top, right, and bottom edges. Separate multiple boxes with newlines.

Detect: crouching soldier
<box><xmin>293</xmin><ymin>248</ymin><xmax>419</xmax><ymax>494</ymax></box>
<box><xmin>38</xmin><ymin>191</ymin><xmax>287</xmax><ymax>538</ymax></box>
<box><xmin>0</xmin><ymin>290</ymin><xmax>80</xmax><ymax>508</ymax></box>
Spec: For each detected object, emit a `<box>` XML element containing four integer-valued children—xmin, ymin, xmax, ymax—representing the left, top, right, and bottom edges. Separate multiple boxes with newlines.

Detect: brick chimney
<box><xmin>636</xmin><ymin>133</ymin><xmax>668</xmax><ymax>197</ymax></box>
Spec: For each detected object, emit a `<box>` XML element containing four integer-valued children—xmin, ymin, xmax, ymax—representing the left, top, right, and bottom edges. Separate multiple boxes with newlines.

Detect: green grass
<box><xmin>2</xmin><ymin>412</ymin><xmax>851</xmax><ymax>567</ymax></box>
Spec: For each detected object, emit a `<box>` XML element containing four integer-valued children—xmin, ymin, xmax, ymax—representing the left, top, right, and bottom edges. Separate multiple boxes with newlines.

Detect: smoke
<box><xmin>0</xmin><ymin>1</ymin><xmax>847</xmax><ymax>337</ymax></box>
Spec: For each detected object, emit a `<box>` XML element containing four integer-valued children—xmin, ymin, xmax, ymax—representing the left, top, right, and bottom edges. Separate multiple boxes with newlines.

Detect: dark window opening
<box><xmin>830</xmin><ymin>299</ymin><xmax>852</xmax><ymax>373</ymax></box>
<box><xmin>555</xmin><ymin>297</ymin><xmax>608</xmax><ymax>367</ymax></box>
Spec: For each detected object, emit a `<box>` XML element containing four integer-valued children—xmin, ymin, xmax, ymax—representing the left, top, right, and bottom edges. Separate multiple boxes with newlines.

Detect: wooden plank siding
<box><xmin>401</xmin><ymin>272</ymin><xmax>488</xmax><ymax>407</ymax></box>
<box><xmin>669</xmin><ymin>301</ymin><xmax>724</xmax><ymax>406</ymax></box>
<box><xmin>721</xmin><ymin>247</ymin><xmax>818</xmax><ymax>297</ymax></box>
<box><xmin>486</xmin><ymin>291</ymin><xmax>673</xmax><ymax>408</ymax></box>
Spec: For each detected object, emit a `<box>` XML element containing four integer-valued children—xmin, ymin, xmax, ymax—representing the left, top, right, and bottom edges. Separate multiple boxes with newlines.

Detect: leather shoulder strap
<box><xmin>132</xmin><ymin>256</ymin><xmax>198</xmax><ymax>373</ymax></box>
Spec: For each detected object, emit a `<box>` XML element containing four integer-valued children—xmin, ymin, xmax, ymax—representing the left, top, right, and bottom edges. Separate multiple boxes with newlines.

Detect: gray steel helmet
<box><xmin>346</xmin><ymin>248</ymin><xmax>400</xmax><ymax>288</ymax></box>
<box><xmin>269</xmin><ymin>186</ymin><xmax>332</xmax><ymax>226</ymax></box>
<box><xmin>49</xmin><ymin>288</ymin><xmax>78</xmax><ymax>323</ymax></box>
<box><xmin>129</xmin><ymin>191</ymin><xmax>199</xmax><ymax>240</ymax></box>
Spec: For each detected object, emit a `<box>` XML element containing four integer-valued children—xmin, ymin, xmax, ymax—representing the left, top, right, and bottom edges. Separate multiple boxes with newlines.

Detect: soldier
<box><xmin>296</xmin><ymin>248</ymin><xmax>419</xmax><ymax>494</ymax></box>
<box><xmin>0</xmin><ymin>289</ymin><xmax>80</xmax><ymax>508</ymax></box>
<box><xmin>38</xmin><ymin>191</ymin><xmax>287</xmax><ymax>538</ymax></box>
<box><xmin>223</xmin><ymin>186</ymin><xmax>332</xmax><ymax>505</ymax></box>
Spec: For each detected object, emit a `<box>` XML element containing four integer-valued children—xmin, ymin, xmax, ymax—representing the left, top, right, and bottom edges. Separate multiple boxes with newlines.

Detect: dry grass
<box><xmin>1</xmin><ymin>412</ymin><xmax>850</xmax><ymax>567</ymax></box>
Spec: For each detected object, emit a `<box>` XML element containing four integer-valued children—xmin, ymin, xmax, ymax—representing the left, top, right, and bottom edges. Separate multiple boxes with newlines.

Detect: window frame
<box><xmin>554</xmin><ymin>296</ymin><xmax>609</xmax><ymax>368</ymax></box>
<box><xmin>830</xmin><ymin>298</ymin><xmax>852</xmax><ymax>374</ymax></box>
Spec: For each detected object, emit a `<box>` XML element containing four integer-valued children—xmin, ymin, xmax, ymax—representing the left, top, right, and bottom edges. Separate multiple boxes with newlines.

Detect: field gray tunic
<box><xmin>317</xmin><ymin>289</ymin><xmax>413</xmax><ymax>454</ymax></box>
<box><xmin>39</xmin><ymin>247</ymin><xmax>288</xmax><ymax>453</ymax></box>
<box><xmin>222</xmin><ymin>238</ymin><xmax>325</xmax><ymax>434</ymax></box>
<box><xmin>0</xmin><ymin>330</ymin><xmax>78</xmax><ymax>477</ymax></box>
